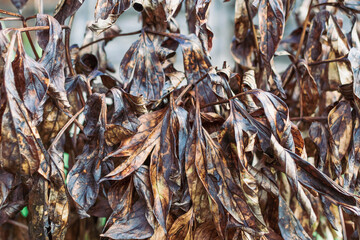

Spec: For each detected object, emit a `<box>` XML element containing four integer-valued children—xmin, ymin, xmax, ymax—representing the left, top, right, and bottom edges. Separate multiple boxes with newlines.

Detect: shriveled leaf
<box><xmin>0</xmin><ymin>35</ymin><xmax>47</xmax><ymax>180</ymax></box>
<box><xmin>12</xmin><ymin>33</ymin><xmax>49</xmax><ymax>125</ymax></box>
<box><xmin>328</xmin><ymin>100</ymin><xmax>353</xmax><ymax>176</ymax></box>
<box><xmin>54</xmin><ymin>0</ymin><xmax>86</xmax><ymax>24</ymax></box>
<box><xmin>101</xmin><ymin>199</ymin><xmax>154</xmax><ymax>239</ymax></box>
<box><xmin>36</xmin><ymin>14</ymin><xmax>70</xmax><ymax>108</ymax></box>
<box><xmin>67</xmin><ymin>94</ymin><xmax>107</xmax><ymax>217</ymax></box>
<box><xmin>278</xmin><ymin>196</ymin><xmax>311</xmax><ymax>240</ymax></box>
<box><xmin>259</xmin><ymin>0</ymin><xmax>285</xmax><ymax>63</ymax></box>
<box><xmin>104</xmin><ymin>88</ymin><xmax>140</xmax><ymax>146</ymax></box>
<box><xmin>120</xmin><ymin>32</ymin><xmax>165</xmax><ymax>101</ymax></box>
<box><xmin>168</xmin><ymin>207</ymin><xmax>193</xmax><ymax>240</ymax></box>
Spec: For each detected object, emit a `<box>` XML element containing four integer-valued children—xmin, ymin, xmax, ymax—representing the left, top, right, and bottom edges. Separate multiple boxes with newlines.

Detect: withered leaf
<box><xmin>101</xmin><ymin>199</ymin><xmax>154</xmax><ymax>239</ymax></box>
<box><xmin>259</xmin><ymin>0</ymin><xmax>285</xmax><ymax>63</ymax></box>
<box><xmin>67</xmin><ymin>94</ymin><xmax>107</xmax><ymax>217</ymax></box>
<box><xmin>104</xmin><ymin>88</ymin><xmax>140</xmax><ymax>146</ymax></box>
<box><xmin>185</xmin><ymin>99</ymin><xmax>267</xmax><ymax>237</ymax></box>
<box><xmin>167</xmin><ymin>33</ymin><xmax>217</xmax><ymax>106</ymax></box>
<box><xmin>278</xmin><ymin>196</ymin><xmax>311</xmax><ymax>240</ymax></box>
<box><xmin>54</xmin><ymin>0</ymin><xmax>86</xmax><ymax>24</ymax></box>
<box><xmin>168</xmin><ymin>207</ymin><xmax>193</xmax><ymax>240</ymax></box>
<box><xmin>0</xmin><ymin>35</ymin><xmax>47</xmax><ymax>180</ymax></box>
<box><xmin>328</xmin><ymin>100</ymin><xmax>353</xmax><ymax>176</ymax></box>
<box><xmin>12</xmin><ymin>32</ymin><xmax>49</xmax><ymax>125</ymax></box>
<box><xmin>120</xmin><ymin>31</ymin><xmax>165</xmax><ymax>101</ymax></box>
<box><xmin>297</xmin><ymin>61</ymin><xmax>319</xmax><ymax>116</ymax></box>
<box><xmin>36</xmin><ymin>14</ymin><xmax>70</xmax><ymax>108</ymax></box>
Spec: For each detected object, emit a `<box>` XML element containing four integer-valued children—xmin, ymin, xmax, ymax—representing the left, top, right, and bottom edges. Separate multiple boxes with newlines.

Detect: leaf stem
<box><xmin>9</xmin><ymin>25</ymin><xmax>69</xmax><ymax>32</ymax></box>
<box><xmin>200</xmin><ymin>91</ymin><xmax>248</xmax><ymax>109</ymax></box>
<box><xmin>0</xmin><ymin>17</ymin><xmax>23</xmax><ymax>21</ymax></box>
<box><xmin>65</xmin><ymin>28</ymin><xmax>76</xmax><ymax>76</ymax></box>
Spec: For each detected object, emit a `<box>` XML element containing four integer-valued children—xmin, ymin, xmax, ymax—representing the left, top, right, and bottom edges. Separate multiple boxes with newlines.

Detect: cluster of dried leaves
<box><xmin>1</xmin><ymin>0</ymin><xmax>360</xmax><ymax>239</ymax></box>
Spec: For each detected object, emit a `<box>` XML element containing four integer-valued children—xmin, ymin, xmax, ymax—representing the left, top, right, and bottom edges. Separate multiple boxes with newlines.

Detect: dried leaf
<box><xmin>259</xmin><ymin>0</ymin><xmax>285</xmax><ymax>63</ymax></box>
<box><xmin>120</xmin><ymin>32</ymin><xmax>165</xmax><ymax>101</ymax></box>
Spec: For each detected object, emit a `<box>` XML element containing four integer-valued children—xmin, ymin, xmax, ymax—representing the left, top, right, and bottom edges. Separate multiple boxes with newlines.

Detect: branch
<box><xmin>65</xmin><ymin>29</ymin><xmax>76</xmax><ymax>77</ymax></box>
<box><xmin>79</xmin><ymin>30</ymin><xmax>142</xmax><ymax>50</ymax></box>
<box><xmin>9</xmin><ymin>25</ymin><xmax>69</xmax><ymax>32</ymax></box>
<box><xmin>295</xmin><ymin>0</ymin><xmax>313</xmax><ymax>61</ymax></box>
<box><xmin>290</xmin><ymin>116</ymin><xmax>327</xmax><ymax>122</ymax></box>
<box><xmin>48</xmin><ymin>107</ymin><xmax>85</xmax><ymax>151</ymax></box>
<box><xmin>22</xmin><ymin>19</ymin><xmax>40</xmax><ymax>60</ymax></box>
<box><xmin>308</xmin><ymin>56</ymin><xmax>348</xmax><ymax>66</ymax></box>
<box><xmin>0</xmin><ymin>9</ymin><xmax>22</xmax><ymax>17</ymax></box>
<box><xmin>175</xmin><ymin>72</ymin><xmax>209</xmax><ymax>105</ymax></box>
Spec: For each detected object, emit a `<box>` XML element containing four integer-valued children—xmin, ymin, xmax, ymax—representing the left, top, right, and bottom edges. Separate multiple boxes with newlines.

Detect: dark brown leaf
<box><xmin>54</xmin><ymin>0</ymin><xmax>86</xmax><ymax>24</ymax></box>
<box><xmin>259</xmin><ymin>0</ymin><xmax>285</xmax><ymax>63</ymax></box>
<box><xmin>36</xmin><ymin>14</ymin><xmax>70</xmax><ymax>108</ymax></box>
<box><xmin>120</xmin><ymin>32</ymin><xmax>165</xmax><ymax>101</ymax></box>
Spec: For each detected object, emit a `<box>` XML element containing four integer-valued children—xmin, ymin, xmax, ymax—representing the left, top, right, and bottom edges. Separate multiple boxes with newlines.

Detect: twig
<box><xmin>9</xmin><ymin>25</ymin><xmax>69</xmax><ymax>32</ymax></box>
<box><xmin>290</xmin><ymin>116</ymin><xmax>327</xmax><ymax>121</ymax></box>
<box><xmin>175</xmin><ymin>72</ymin><xmax>209</xmax><ymax>105</ymax></box>
<box><xmin>36</xmin><ymin>0</ymin><xmax>43</xmax><ymax>14</ymax></box>
<box><xmin>22</xmin><ymin>20</ymin><xmax>40</xmax><ymax>60</ymax></box>
<box><xmin>200</xmin><ymin>91</ymin><xmax>248</xmax><ymax>109</ymax></box>
<box><xmin>0</xmin><ymin>9</ymin><xmax>22</xmax><ymax>17</ymax></box>
<box><xmin>0</xmin><ymin>17</ymin><xmax>23</xmax><ymax>21</ymax></box>
<box><xmin>68</xmin><ymin>14</ymin><xmax>75</xmax><ymax>29</ymax></box>
<box><xmin>65</xmin><ymin>29</ymin><xmax>76</xmax><ymax>76</ymax></box>
<box><xmin>295</xmin><ymin>0</ymin><xmax>313</xmax><ymax>61</ymax></box>
<box><xmin>308</xmin><ymin>56</ymin><xmax>348</xmax><ymax>66</ymax></box>
<box><xmin>6</xmin><ymin>219</ymin><xmax>29</xmax><ymax>230</ymax></box>
<box><xmin>79</xmin><ymin>30</ymin><xmax>142</xmax><ymax>50</ymax></box>
<box><xmin>48</xmin><ymin>107</ymin><xmax>85</xmax><ymax>151</ymax></box>
<box><xmin>25</xmin><ymin>15</ymin><xmax>37</xmax><ymax>21</ymax></box>
<box><xmin>244</xmin><ymin>0</ymin><xmax>260</xmax><ymax>63</ymax></box>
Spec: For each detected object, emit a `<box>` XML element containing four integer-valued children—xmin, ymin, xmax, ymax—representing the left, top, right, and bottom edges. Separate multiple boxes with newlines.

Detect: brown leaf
<box><xmin>328</xmin><ymin>100</ymin><xmax>353</xmax><ymax>176</ymax></box>
<box><xmin>297</xmin><ymin>61</ymin><xmax>319</xmax><ymax>116</ymax></box>
<box><xmin>168</xmin><ymin>207</ymin><xmax>193</xmax><ymax>240</ymax></box>
<box><xmin>278</xmin><ymin>196</ymin><xmax>311</xmax><ymax>240</ymax></box>
<box><xmin>54</xmin><ymin>0</ymin><xmax>86</xmax><ymax>24</ymax></box>
<box><xmin>93</xmin><ymin>0</ymin><xmax>131</xmax><ymax>33</ymax></box>
<box><xmin>120</xmin><ymin>32</ymin><xmax>165</xmax><ymax>101</ymax></box>
<box><xmin>101</xmin><ymin>199</ymin><xmax>154</xmax><ymax>239</ymax></box>
<box><xmin>185</xmin><ymin>98</ymin><xmax>267</xmax><ymax>237</ymax></box>
<box><xmin>259</xmin><ymin>0</ymin><xmax>285</xmax><ymax>63</ymax></box>
<box><xmin>0</xmin><ymin>35</ymin><xmax>47</xmax><ymax>180</ymax></box>
<box><xmin>104</xmin><ymin>88</ymin><xmax>140</xmax><ymax>146</ymax></box>
<box><xmin>150</xmin><ymin>97</ymin><xmax>188</xmax><ymax>232</ymax></box>
<box><xmin>12</xmin><ymin>33</ymin><xmax>49</xmax><ymax>125</ymax></box>
<box><xmin>67</xmin><ymin>94</ymin><xmax>107</xmax><ymax>217</ymax></box>
<box><xmin>36</xmin><ymin>14</ymin><xmax>70</xmax><ymax>108</ymax></box>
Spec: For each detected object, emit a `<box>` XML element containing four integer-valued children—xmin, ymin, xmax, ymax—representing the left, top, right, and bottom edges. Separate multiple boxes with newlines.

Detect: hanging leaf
<box><xmin>120</xmin><ymin>31</ymin><xmax>165</xmax><ymax>101</ymax></box>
